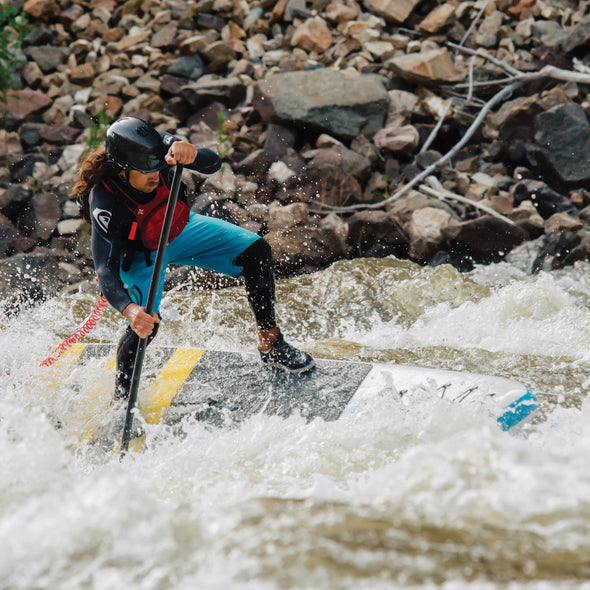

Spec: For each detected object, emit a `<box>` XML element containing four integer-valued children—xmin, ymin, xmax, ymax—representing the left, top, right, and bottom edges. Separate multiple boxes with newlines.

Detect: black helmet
<box><xmin>105</xmin><ymin>117</ymin><xmax>168</xmax><ymax>173</ymax></box>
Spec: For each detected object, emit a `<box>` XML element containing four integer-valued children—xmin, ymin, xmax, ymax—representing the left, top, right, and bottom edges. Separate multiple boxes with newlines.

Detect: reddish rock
<box><xmin>39</xmin><ymin>124</ymin><xmax>81</xmax><ymax>146</ymax></box>
<box><xmin>0</xmin><ymin>89</ymin><xmax>52</xmax><ymax>122</ymax></box>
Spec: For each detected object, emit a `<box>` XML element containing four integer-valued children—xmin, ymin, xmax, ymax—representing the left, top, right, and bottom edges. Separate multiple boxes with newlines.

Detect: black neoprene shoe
<box><xmin>259</xmin><ymin>330</ymin><xmax>315</xmax><ymax>375</ymax></box>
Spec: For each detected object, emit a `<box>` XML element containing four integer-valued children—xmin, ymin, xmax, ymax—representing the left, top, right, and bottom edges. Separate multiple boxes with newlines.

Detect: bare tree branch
<box><xmin>314</xmin><ymin>41</ymin><xmax>590</xmax><ymax>218</ymax></box>
<box><xmin>459</xmin><ymin>0</ymin><xmax>495</xmax><ymax>47</ymax></box>
<box><xmin>420</xmin><ymin>177</ymin><xmax>516</xmax><ymax>226</ymax></box>
<box><xmin>321</xmin><ymin>81</ymin><xmax>523</xmax><ymax>214</ymax></box>
<box><xmin>448</xmin><ymin>41</ymin><xmax>523</xmax><ymax>76</ymax></box>
<box><xmin>419</xmin><ymin>98</ymin><xmax>453</xmax><ymax>154</ymax></box>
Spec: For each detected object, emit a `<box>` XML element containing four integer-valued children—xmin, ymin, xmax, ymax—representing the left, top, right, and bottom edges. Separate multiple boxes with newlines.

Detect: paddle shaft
<box><xmin>120</xmin><ymin>163</ymin><xmax>184</xmax><ymax>457</ymax></box>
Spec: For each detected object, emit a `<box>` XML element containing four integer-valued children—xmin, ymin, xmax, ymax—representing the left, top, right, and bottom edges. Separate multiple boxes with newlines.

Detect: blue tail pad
<box><xmin>496</xmin><ymin>390</ymin><xmax>538</xmax><ymax>431</ymax></box>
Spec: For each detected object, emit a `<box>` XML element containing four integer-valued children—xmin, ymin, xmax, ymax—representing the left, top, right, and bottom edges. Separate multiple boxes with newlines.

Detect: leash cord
<box><xmin>40</xmin><ymin>295</ymin><xmax>108</xmax><ymax>367</ymax></box>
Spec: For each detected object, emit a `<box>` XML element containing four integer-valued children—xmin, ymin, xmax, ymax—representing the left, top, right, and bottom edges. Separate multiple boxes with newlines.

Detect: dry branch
<box><xmin>420</xmin><ymin>177</ymin><xmax>515</xmax><ymax>226</ymax></box>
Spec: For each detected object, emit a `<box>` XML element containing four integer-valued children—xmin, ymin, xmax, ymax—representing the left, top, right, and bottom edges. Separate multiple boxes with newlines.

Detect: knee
<box><xmin>233</xmin><ymin>238</ymin><xmax>273</xmax><ymax>269</ymax></box>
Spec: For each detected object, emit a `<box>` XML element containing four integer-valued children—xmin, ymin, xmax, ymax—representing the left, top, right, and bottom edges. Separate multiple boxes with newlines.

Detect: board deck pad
<box><xmin>167</xmin><ymin>351</ymin><xmax>372</xmax><ymax>425</ymax></box>
<box><xmin>53</xmin><ymin>344</ymin><xmax>538</xmax><ymax>435</ymax></box>
<box><xmin>70</xmin><ymin>344</ymin><xmax>372</xmax><ymax>426</ymax></box>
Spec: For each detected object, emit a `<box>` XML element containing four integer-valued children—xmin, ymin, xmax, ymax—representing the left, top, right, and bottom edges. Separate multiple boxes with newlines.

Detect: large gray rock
<box><xmin>512</xmin><ymin>179</ymin><xmax>576</xmax><ymax>220</ymax></box>
<box><xmin>532</xmin><ymin>103</ymin><xmax>590</xmax><ymax>190</ymax></box>
<box><xmin>253</xmin><ymin>69</ymin><xmax>389</xmax><ymax>140</ymax></box>
<box><xmin>561</xmin><ymin>14</ymin><xmax>590</xmax><ymax>55</ymax></box>
<box><xmin>494</xmin><ymin>87</ymin><xmax>570</xmax><ymax>143</ymax></box>
<box><xmin>303</xmin><ymin>146</ymin><xmax>372</xmax><ymax>207</ymax></box>
<box><xmin>18</xmin><ymin>193</ymin><xmax>62</xmax><ymax>240</ymax></box>
<box><xmin>23</xmin><ymin>45</ymin><xmax>70</xmax><ymax>73</ymax></box>
<box><xmin>346</xmin><ymin>210</ymin><xmax>408</xmax><ymax>258</ymax></box>
<box><xmin>181</xmin><ymin>76</ymin><xmax>246</xmax><ymax>108</ymax></box>
<box><xmin>266</xmin><ymin>226</ymin><xmax>348</xmax><ymax>273</ymax></box>
<box><xmin>443</xmin><ymin>216</ymin><xmax>528</xmax><ymax>257</ymax></box>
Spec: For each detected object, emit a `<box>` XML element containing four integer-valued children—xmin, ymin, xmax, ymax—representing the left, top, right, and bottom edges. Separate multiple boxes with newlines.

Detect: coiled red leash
<box><xmin>40</xmin><ymin>295</ymin><xmax>108</xmax><ymax>367</ymax></box>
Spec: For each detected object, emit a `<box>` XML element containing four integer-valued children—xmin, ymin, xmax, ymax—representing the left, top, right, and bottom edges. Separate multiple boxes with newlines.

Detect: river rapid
<box><xmin>1</xmin><ymin>255</ymin><xmax>590</xmax><ymax>590</ymax></box>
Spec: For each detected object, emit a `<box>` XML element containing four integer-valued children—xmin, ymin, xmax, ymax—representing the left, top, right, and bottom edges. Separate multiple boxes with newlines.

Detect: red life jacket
<box><xmin>102</xmin><ymin>174</ymin><xmax>189</xmax><ymax>250</ymax></box>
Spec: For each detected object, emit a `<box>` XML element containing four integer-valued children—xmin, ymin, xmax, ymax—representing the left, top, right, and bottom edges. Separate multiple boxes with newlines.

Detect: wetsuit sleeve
<box><xmin>159</xmin><ymin>131</ymin><xmax>221</xmax><ymax>175</ymax></box>
<box><xmin>89</xmin><ymin>185</ymin><xmax>134</xmax><ymax>314</ymax></box>
<box><xmin>190</xmin><ymin>148</ymin><xmax>222</xmax><ymax>174</ymax></box>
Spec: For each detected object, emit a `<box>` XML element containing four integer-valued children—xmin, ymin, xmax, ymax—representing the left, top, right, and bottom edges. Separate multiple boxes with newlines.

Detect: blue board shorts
<box><xmin>120</xmin><ymin>211</ymin><xmax>260</xmax><ymax>314</ymax></box>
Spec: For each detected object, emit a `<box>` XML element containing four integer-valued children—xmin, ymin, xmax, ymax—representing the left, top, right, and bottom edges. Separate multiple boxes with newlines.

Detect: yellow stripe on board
<box><xmin>44</xmin><ymin>343</ymin><xmax>89</xmax><ymax>390</ymax></box>
<box><xmin>52</xmin><ymin>343</ymin><xmax>87</xmax><ymax>367</ymax></box>
<box><xmin>141</xmin><ymin>348</ymin><xmax>205</xmax><ymax>424</ymax></box>
<box><xmin>79</xmin><ymin>351</ymin><xmax>117</xmax><ymax>444</ymax></box>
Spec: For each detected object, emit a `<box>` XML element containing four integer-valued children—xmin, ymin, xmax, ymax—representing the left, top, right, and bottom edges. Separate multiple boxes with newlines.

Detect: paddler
<box><xmin>72</xmin><ymin>116</ymin><xmax>315</xmax><ymax>401</ymax></box>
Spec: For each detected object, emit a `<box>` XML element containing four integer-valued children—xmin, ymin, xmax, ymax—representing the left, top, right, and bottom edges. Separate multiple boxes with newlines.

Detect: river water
<box><xmin>1</xmin><ymin>255</ymin><xmax>590</xmax><ymax>589</ymax></box>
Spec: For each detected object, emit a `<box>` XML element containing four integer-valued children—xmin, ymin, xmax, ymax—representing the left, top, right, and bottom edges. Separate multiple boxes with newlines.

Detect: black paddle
<box><xmin>120</xmin><ymin>163</ymin><xmax>184</xmax><ymax>457</ymax></box>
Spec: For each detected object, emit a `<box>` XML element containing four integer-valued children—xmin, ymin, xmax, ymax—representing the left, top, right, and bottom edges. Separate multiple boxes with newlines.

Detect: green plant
<box><xmin>86</xmin><ymin>108</ymin><xmax>109</xmax><ymax>149</ymax></box>
<box><xmin>0</xmin><ymin>5</ymin><xmax>29</xmax><ymax>105</ymax></box>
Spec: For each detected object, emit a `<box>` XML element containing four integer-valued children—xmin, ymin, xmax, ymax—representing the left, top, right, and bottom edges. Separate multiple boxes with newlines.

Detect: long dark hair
<box><xmin>72</xmin><ymin>147</ymin><xmax>116</xmax><ymax>198</ymax></box>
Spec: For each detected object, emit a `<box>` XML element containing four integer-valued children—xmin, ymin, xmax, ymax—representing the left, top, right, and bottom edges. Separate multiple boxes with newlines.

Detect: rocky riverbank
<box><xmin>2</xmin><ymin>0</ymin><xmax>590</xmax><ymax>313</ymax></box>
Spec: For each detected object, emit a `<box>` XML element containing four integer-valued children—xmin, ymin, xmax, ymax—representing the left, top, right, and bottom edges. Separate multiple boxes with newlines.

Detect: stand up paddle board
<box><xmin>51</xmin><ymin>344</ymin><xmax>537</xmax><ymax>441</ymax></box>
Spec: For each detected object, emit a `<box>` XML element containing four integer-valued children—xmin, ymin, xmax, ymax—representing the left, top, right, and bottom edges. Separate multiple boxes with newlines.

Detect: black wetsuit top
<box><xmin>89</xmin><ymin>132</ymin><xmax>221</xmax><ymax>314</ymax></box>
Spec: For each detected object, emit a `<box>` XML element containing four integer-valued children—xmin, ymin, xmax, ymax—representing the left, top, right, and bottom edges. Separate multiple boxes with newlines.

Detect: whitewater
<box><xmin>1</xmin><ymin>255</ymin><xmax>590</xmax><ymax>589</ymax></box>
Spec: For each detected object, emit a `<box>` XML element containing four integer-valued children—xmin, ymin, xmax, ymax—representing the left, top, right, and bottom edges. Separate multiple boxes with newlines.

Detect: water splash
<box><xmin>2</xmin><ymin>256</ymin><xmax>590</xmax><ymax>588</ymax></box>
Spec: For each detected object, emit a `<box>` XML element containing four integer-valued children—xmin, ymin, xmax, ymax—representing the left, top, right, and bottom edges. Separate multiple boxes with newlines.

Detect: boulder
<box><xmin>166</xmin><ymin>53</ymin><xmax>205</xmax><ymax>80</ymax></box>
<box><xmin>494</xmin><ymin>87</ymin><xmax>570</xmax><ymax>143</ymax></box>
<box><xmin>59</xmin><ymin>3</ymin><xmax>85</xmax><ymax>28</ymax></box>
<box><xmin>373</xmin><ymin>124</ymin><xmax>420</xmax><ymax>155</ymax></box>
<box><xmin>511</xmin><ymin>180</ymin><xmax>575</xmax><ymax>220</ymax></box>
<box><xmin>418</xmin><ymin>3</ymin><xmax>456</xmax><ymax>35</ymax></box>
<box><xmin>324</xmin><ymin>1</ymin><xmax>361</xmax><ymax>23</ymax></box>
<box><xmin>474</xmin><ymin>10</ymin><xmax>503</xmax><ymax>48</ymax></box>
<box><xmin>531</xmin><ymin>103</ymin><xmax>590</xmax><ymax>190</ymax></box>
<box><xmin>263</xmin><ymin>124</ymin><xmax>297</xmax><ymax>163</ymax></box>
<box><xmin>346</xmin><ymin>209</ymin><xmax>408</xmax><ymax>258</ymax></box>
<box><xmin>532</xmin><ymin>230</ymin><xmax>583</xmax><ymax>273</ymax></box>
<box><xmin>23</xmin><ymin>46</ymin><xmax>70</xmax><ymax>73</ymax></box>
<box><xmin>0</xmin><ymin>89</ymin><xmax>52</xmax><ymax>125</ymax></box>
<box><xmin>362</xmin><ymin>0</ymin><xmax>421</xmax><ymax>23</ymax></box>
<box><xmin>386</xmin><ymin>48</ymin><xmax>463</xmax><ymax>84</ymax></box>
<box><xmin>253</xmin><ymin>69</ymin><xmax>389</xmax><ymax>140</ymax></box>
<box><xmin>267</xmin><ymin>202</ymin><xmax>310</xmax><ymax>232</ymax></box>
<box><xmin>68</xmin><ymin>62</ymin><xmax>96</xmax><ymax>86</ymax></box>
<box><xmin>561</xmin><ymin>14</ymin><xmax>590</xmax><ymax>55</ymax></box>
<box><xmin>291</xmin><ymin>17</ymin><xmax>333</xmax><ymax>52</ymax></box>
<box><xmin>152</xmin><ymin>23</ymin><xmax>179</xmax><ymax>49</ymax></box>
<box><xmin>544</xmin><ymin>212</ymin><xmax>584</xmax><ymax>233</ymax></box>
<box><xmin>443</xmin><ymin>216</ymin><xmax>528</xmax><ymax>258</ymax></box>
<box><xmin>200</xmin><ymin>41</ymin><xmax>236</xmax><ymax>71</ymax></box>
<box><xmin>23</xmin><ymin>0</ymin><xmax>60</xmax><ymax>21</ymax></box>
<box><xmin>181</xmin><ymin>76</ymin><xmax>246</xmax><ymax>108</ymax></box>
<box><xmin>39</xmin><ymin>124</ymin><xmax>81</xmax><ymax>146</ymax></box>
<box><xmin>266</xmin><ymin>225</ymin><xmax>348</xmax><ymax>273</ymax></box>
<box><xmin>304</xmin><ymin>146</ymin><xmax>372</xmax><ymax>207</ymax></box>
<box><xmin>408</xmin><ymin>206</ymin><xmax>455</xmax><ymax>260</ymax></box>
<box><xmin>387</xmin><ymin>191</ymin><xmax>453</xmax><ymax>225</ymax></box>
<box><xmin>18</xmin><ymin>193</ymin><xmax>62</xmax><ymax>241</ymax></box>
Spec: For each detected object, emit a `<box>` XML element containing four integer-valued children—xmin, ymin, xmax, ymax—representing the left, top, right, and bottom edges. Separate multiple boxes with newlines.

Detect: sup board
<box><xmin>51</xmin><ymin>344</ymin><xmax>538</xmax><ymax>442</ymax></box>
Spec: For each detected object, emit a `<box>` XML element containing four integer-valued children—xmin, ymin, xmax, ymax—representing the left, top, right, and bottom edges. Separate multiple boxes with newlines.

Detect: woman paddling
<box><xmin>72</xmin><ymin>116</ymin><xmax>314</xmax><ymax>401</ymax></box>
